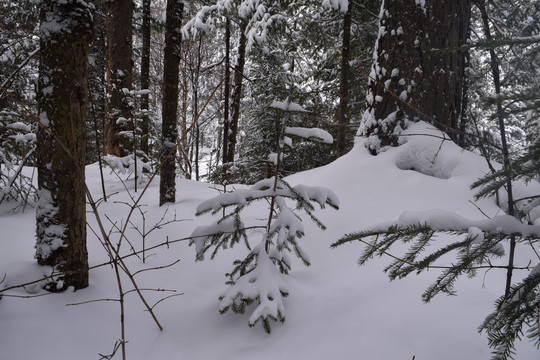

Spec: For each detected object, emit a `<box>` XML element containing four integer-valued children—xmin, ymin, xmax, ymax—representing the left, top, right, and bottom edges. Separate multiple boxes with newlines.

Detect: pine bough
<box><xmin>333</xmin><ymin>141</ymin><xmax>540</xmax><ymax>360</ymax></box>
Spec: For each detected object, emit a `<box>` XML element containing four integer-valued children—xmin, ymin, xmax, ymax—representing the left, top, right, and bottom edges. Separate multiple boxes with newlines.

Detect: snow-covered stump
<box><xmin>191</xmin><ymin>100</ymin><xmax>339</xmax><ymax>333</ymax></box>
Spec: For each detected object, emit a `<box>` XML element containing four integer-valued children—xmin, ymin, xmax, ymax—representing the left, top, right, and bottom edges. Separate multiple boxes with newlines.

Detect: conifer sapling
<box><xmin>191</xmin><ymin>99</ymin><xmax>339</xmax><ymax>333</ymax></box>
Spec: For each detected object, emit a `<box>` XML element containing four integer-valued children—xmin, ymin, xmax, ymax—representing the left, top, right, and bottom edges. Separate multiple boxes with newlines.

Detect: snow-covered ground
<box><xmin>1</xmin><ymin>122</ymin><xmax>538</xmax><ymax>359</ymax></box>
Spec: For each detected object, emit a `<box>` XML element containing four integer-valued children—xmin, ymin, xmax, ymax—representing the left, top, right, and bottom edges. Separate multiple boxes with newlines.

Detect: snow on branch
<box><xmin>182</xmin><ymin>4</ymin><xmax>219</xmax><ymax>38</ymax></box>
<box><xmin>394</xmin><ymin>210</ymin><xmax>540</xmax><ymax>239</ymax></box>
<box><xmin>219</xmin><ymin>244</ymin><xmax>288</xmax><ymax>333</ymax></box>
<box><xmin>270</xmin><ymin>100</ymin><xmax>306</xmax><ymax>112</ymax></box>
<box><xmin>285</xmin><ymin>127</ymin><xmax>334</xmax><ymax>144</ymax></box>
<box><xmin>195</xmin><ymin>179</ymin><xmax>339</xmax><ymax>216</ymax></box>
<box><xmin>321</xmin><ymin>0</ymin><xmax>349</xmax><ymax>13</ymax></box>
<box><xmin>191</xmin><ymin>216</ymin><xmax>246</xmax><ymax>260</ymax></box>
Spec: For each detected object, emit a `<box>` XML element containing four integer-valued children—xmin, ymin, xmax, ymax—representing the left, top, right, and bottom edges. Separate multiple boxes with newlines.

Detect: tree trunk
<box><xmin>36</xmin><ymin>0</ymin><xmax>92</xmax><ymax>291</ymax></box>
<box><xmin>222</xmin><ymin>17</ymin><xmax>231</xmax><ymax>165</ymax></box>
<box><xmin>359</xmin><ymin>0</ymin><xmax>471</xmax><ymax>154</ymax></box>
<box><xmin>86</xmin><ymin>0</ymin><xmax>106</xmax><ymax>164</ymax></box>
<box><xmin>225</xmin><ymin>21</ymin><xmax>247</xmax><ymax>164</ymax></box>
<box><xmin>476</xmin><ymin>0</ymin><xmax>516</xmax><ymax>297</ymax></box>
<box><xmin>336</xmin><ymin>1</ymin><xmax>352</xmax><ymax>157</ymax></box>
<box><xmin>105</xmin><ymin>0</ymin><xmax>133</xmax><ymax>156</ymax></box>
<box><xmin>159</xmin><ymin>0</ymin><xmax>183</xmax><ymax>206</ymax></box>
<box><xmin>140</xmin><ymin>0</ymin><xmax>151</xmax><ymax>155</ymax></box>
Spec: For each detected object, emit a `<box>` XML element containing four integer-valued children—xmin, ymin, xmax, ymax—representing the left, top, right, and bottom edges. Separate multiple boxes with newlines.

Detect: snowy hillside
<box><xmin>1</xmin><ymin>122</ymin><xmax>538</xmax><ymax>360</ymax></box>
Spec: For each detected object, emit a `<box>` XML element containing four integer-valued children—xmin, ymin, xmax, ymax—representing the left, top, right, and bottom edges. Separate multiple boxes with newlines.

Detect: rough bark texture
<box><xmin>359</xmin><ymin>0</ymin><xmax>471</xmax><ymax>154</ymax></box>
<box><xmin>105</xmin><ymin>0</ymin><xmax>132</xmax><ymax>156</ymax></box>
<box><xmin>140</xmin><ymin>0</ymin><xmax>151</xmax><ymax>155</ymax></box>
<box><xmin>36</xmin><ymin>0</ymin><xmax>92</xmax><ymax>291</ymax></box>
<box><xmin>159</xmin><ymin>0</ymin><xmax>183</xmax><ymax>206</ymax></box>
<box><xmin>225</xmin><ymin>22</ymin><xmax>247</xmax><ymax>164</ymax></box>
<box><xmin>336</xmin><ymin>2</ymin><xmax>352</xmax><ymax>157</ymax></box>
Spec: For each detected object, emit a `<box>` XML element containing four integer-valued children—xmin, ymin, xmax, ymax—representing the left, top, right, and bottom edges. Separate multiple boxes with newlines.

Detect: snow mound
<box><xmin>394</xmin><ymin>122</ymin><xmax>460</xmax><ymax>179</ymax></box>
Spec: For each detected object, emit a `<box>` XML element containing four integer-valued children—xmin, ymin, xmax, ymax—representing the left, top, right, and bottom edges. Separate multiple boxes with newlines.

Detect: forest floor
<box><xmin>1</xmin><ymin>122</ymin><xmax>539</xmax><ymax>360</ymax></box>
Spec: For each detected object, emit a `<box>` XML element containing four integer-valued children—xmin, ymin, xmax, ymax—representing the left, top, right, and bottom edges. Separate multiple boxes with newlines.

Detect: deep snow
<box><xmin>1</xmin><ymin>122</ymin><xmax>539</xmax><ymax>359</ymax></box>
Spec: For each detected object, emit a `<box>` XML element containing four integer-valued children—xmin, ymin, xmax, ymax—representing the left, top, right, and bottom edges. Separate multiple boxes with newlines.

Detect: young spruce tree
<box><xmin>191</xmin><ymin>100</ymin><xmax>339</xmax><ymax>333</ymax></box>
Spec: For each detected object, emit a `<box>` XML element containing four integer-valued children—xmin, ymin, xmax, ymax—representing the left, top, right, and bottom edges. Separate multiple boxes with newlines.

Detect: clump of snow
<box><xmin>285</xmin><ymin>127</ymin><xmax>333</xmax><ymax>144</ymax></box>
<box><xmin>35</xmin><ymin>189</ymin><xmax>67</xmax><ymax>260</ymax></box>
<box><xmin>219</xmin><ymin>244</ymin><xmax>288</xmax><ymax>329</ymax></box>
<box><xmin>394</xmin><ymin>122</ymin><xmax>459</xmax><ymax>179</ymax></box>
<box><xmin>415</xmin><ymin>0</ymin><xmax>427</xmax><ymax>14</ymax></box>
<box><xmin>103</xmin><ymin>154</ymin><xmax>151</xmax><ymax>185</ymax></box>
<box><xmin>321</xmin><ymin>0</ymin><xmax>348</xmax><ymax>13</ymax></box>
<box><xmin>269</xmin><ymin>99</ymin><xmax>306</xmax><ymax>112</ymax></box>
<box><xmin>392</xmin><ymin>210</ymin><xmax>540</xmax><ymax>238</ymax></box>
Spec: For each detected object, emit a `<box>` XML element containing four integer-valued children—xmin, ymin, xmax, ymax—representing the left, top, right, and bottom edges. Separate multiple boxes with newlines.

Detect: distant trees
<box><xmin>35</xmin><ymin>0</ymin><xmax>93</xmax><ymax>291</ymax></box>
<box><xmin>0</xmin><ymin>0</ymin><xmax>40</xmax><ymax>206</ymax></box>
<box><xmin>105</xmin><ymin>0</ymin><xmax>133</xmax><ymax>156</ymax></box>
<box><xmin>140</xmin><ymin>0</ymin><xmax>152</xmax><ymax>156</ymax></box>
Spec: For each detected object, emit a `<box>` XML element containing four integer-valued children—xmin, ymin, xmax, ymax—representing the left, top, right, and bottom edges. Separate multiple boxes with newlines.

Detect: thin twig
<box><xmin>133</xmin><ymin>259</ymin><xmax>181</xmax><ymax>276</ymax></box>
<box><xmin>468</xmin><ymin>200</ymin><xmax>492</xmax><ymax>219</ymax></box>
<box><xmin>66</xmin><ymin>298</ymin><xmax>120</xmax><ymax>306</ymax></box>
<box><xmin>149</xmin><ymin>293</ymin><xmax>184</xmax><ymax>311</ymax></box>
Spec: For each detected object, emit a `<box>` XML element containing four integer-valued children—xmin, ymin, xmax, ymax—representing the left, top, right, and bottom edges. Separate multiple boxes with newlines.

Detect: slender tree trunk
<box><xmin>476</xmin><ymin>0</ymin><xmax>516</xmax><ymax>297</ymax></box>
<box><xmin>336</xmin><ymin>1</ymin><xmax>352</xmax><ymax>157</ymax></box>
<box><xmin>458</xmin><ymin>46</ymin><xmax>471</xmax><ymax>148</ymax></box>
<box><xmin>36</xmin><ymin>0</ymin><xmax>92</xmax><ymax>291</ymax></box>
<box><xmin>105</xmin><ymin>0</ymin><xmax>133</xmax><ymax>156</ymax></box>
<box><xmin>193</xmin><ymin>38</ymin><xmax>202</xmax><ymax>181</ymax></box>
<box><xmin>140</xmin><ymin>0</ymin><xmax>151</xmax><ymax>155</ymax></box>
<box><xmin>222</xmin><ymin>17</ymin><xmax>231</xmax><ymax>165</ymax></box>
<box><xmin>359</xmin><ymin>0</ymin><xmax>471</xmax><ymax>154</ymax></box>
<box><xmin>159</xmin><ymin>0</ymin><xmax>183</xmax><ymax>206</ymax></box>
<box><xmin>225</xmin><ymin>21</ymin><xmax>247</xmax><ymax>163</ymax></box>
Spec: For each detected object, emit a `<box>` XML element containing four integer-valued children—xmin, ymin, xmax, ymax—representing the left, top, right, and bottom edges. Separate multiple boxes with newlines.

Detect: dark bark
<box><xmin>140</xmin><ymin>0</ymin><xmax>151</xmax><ymax>155</ymax></box>
<box><xmin>336</xmin><ymin>2</ymin><xmax>352</xmax><ymax>157</ymax></box>
<box><xmin>224</xmin><ymin>21</ymin><xmax>247</xmax><ymax>164</ymax></box>
<box><xmin>105</xmin><ymin>0</ymin><xmax>133</xmax><ymax>156</ymax></box>
<box><xmin>85</xmin><ymin>0</ymin><xmax>106</xmax><ymax>164</ymax></box>
<box><xmin>193</xmin><ymin>38</ymin><xmax>202</xmax><ymax>181</ymax></box>
<box><xmin>222</xmin><ymin>17</ymin><xmax>231</xmax><ymax>165</ymax></box>
<box><xmin>159</xmin><ymin>0</ymin><xmax>183</xmax><ymax>206</ymax></box>
<box><xmin>36</xmin><ymin>0</ymin><xmax>92</xmax><ymax>291</ymax></box>
<box><xmin>360</xmin><ymin>0</ymin><xmax>471</xmax><ymax>153</ymax></box>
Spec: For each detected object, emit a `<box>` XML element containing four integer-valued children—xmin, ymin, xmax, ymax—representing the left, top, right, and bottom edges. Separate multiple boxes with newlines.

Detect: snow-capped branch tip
<box><xmin>285</xmin><ymin>127</ymin><xmax>334</xmax><ymax>144</ymax></box>
<box><xmin>321</xmin><ymin>0</ymin><xmax>348</xmax><ymax>13</ymax></box>
<box><xmin>270</xmin><ymin>100</ymin><xmax>307</xmax><ymax>112</ymax></box>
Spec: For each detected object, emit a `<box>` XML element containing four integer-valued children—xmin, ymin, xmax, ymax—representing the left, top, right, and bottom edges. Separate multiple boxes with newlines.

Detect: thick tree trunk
<box><xmin>336</xmin><ymin>1</ymin><xmax>352</xmax><ymax>157</ymax></box>
<box><xmin>36</xmin><ymin>0</ymin><xmax>92</xmax><ymax>291</ymax></box>
<box><xmin>225</xmin><ymin>21</ymin><xmax>247</xmax><ymax>164</ymax></box>
<box><xmin>140</xmin><ymin>0</ymin><xmax>151</xmax><ymax>155</ymax></box>
<box><xmin>105</xmin><ymin>0</ymin><xmax>132</xmax><ymax>156</ymax></box>
<box><xmin>159</xmin><ymin>0</ymin><xmax>183</xmax><ymax>206</ymax></box>
<box><xmin>359</xmin><ymin>0</ymin><xmax>471</xmax><ymax>154</ymax></box>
